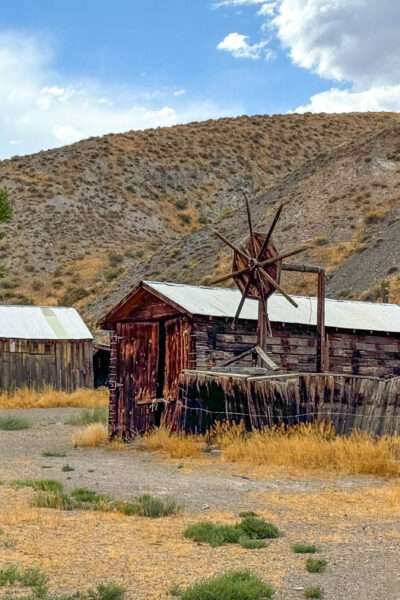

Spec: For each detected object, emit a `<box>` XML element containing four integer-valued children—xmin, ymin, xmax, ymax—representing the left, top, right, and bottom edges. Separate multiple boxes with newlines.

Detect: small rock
<box><xmin>202</xmin><ymin>504</ymin><xmax>210</xmax><ymax>511</ymax></box>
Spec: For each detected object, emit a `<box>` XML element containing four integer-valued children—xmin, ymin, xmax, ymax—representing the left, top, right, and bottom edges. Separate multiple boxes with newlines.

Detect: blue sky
<box><xmin>0</xmin><ymin>1</ymin><xmax>398</xmax><ymax>157</ymax></box>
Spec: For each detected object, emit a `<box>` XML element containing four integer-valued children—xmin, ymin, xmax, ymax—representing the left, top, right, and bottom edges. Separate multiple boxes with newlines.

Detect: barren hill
<box><xmin>0</xmin><ymin>111</ymin><xmax>399</xmax><ymax>328</ymax></box>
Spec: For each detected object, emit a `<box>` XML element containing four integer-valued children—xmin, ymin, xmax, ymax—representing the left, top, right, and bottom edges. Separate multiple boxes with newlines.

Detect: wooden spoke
<box><xmin>232</xmin><ymin>271</ymin><xmax>254</xmax><ymax>329</ymax></box>
<box><xmin>258</xmin><ymin>245</ymin><xmax>309</xmax><ymax>269</ymax></box>
<box><xmin>243</xmin><ymin>191</ymin><xmax>256</xmax><ymax>257</ymax></box>
<box><xmin>212</xmin><ymin>228</ymin><xmax>251</xmax><ymax>263</ymax></box>
<box><xmin>258</xmin><ymin>266</ymin><xmax>298</xmax><ymax>308</ymax></box>
<box><xmin>257</xmin><ymin>203</ymin><xmax>284</xmax><ymax>259</ymax></box>
<box><xmin>210</xmin><ymin>265</ymin><xmax>252</xmax><ymax>286</ymax></box>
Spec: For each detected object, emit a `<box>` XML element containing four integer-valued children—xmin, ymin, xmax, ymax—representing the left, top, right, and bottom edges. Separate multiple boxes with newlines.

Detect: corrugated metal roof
<box><xmin>0</xmin><ymin>306</ymin><xmax>93</xmax><ymax>340</ymax></box>
<box><xmin>143</xmin><ymin>281</ymin><xmax>400</xmax><ymax>334</ymax></box>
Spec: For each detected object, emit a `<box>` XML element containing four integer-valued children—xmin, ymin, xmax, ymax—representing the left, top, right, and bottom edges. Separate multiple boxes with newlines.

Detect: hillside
<box><xmin>0</xmin><ymin>111</ymin><xmax>399</xmax><ymax>329</ymax></box>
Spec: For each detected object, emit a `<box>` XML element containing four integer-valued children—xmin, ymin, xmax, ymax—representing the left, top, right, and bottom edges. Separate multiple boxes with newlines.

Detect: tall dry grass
<box><xmin>72</xmin><ymin>423</ymin><xmax>108</xmax><ymax>448</ymax></box>
<box><xmin>142</xmin><ymin>426</ymin><xmax>206</xmax><ymax>458</ymax></box>
<box><xmin>0</xmin><ymin>387</ymin><xmax>108</xmax><ymax>409</ymax></box>
<box><xmin>143</xmin><ymin>422</ymin><xmax>400</xmax><ymax>477</ymax></box>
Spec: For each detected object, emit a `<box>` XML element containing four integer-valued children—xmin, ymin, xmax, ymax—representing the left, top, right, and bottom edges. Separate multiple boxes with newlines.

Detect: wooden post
<box><xmin>108</xmin><ymin>331</ymin><xmax>119</xmax><ymax>437</ymax></box>
<box><xmin>256</xmin><ymin>300</ymin><xmax>267</xmax><ymax>366</ymax></box>
<box><xmin>317</xmin><ymin>270</ymin><xmax>326</xmax><ymax>373</ymax></box>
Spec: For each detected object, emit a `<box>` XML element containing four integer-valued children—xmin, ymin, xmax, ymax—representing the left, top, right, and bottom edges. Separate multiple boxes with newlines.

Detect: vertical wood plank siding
<box><xmin>0</xmin><ymin>338</ymin><xmax>93</xmax><ymax>392</ymax></box>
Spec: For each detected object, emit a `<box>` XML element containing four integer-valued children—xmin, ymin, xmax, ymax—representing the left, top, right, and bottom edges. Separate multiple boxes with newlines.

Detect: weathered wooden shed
<box><xmin>101</xmin><ymin>280</ymin><xmax>400</xmax><ymax>437</ymax></box>
<box><xmin>0</xmin><ymin>305</ymin><xmax>93</xmax><ymax>392</ymax></box>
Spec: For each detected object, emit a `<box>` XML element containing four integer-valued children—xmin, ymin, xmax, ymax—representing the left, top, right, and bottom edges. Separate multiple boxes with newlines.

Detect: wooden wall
<box><xmin>191</xmin><ymin>317</ymin><xmax>400</xmax><ymax>378</ymax></box>
<box><xmin>0</xmin><ymin>338</ymin><xmax>93</xmax><ymax>392</ymax></box>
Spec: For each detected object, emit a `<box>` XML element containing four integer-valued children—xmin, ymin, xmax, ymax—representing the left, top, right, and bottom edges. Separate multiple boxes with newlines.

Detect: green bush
<box><xmin>306</xmin><ymin>558</ymin><xmax>327</xmax><ymax>574</ymax></box>
<box><xmin>177</xmin><ymin>570</ymin><xmax>274</xmax><ymax>600</ymax></box>
<box><xmin>238</xmin><ymin>536</ymin><xmax>267</xmax><ymax>550</ymax></box>
<box><xmin>13</xmin><ymin>479</ymin><xmax>63</xmax><ymax>493</ymax></box>
<box><xmin>239</xmin><ymin>516</ymin><xmax>281</xmax><ymax>540</ymax></box>
<box><xmin>0</xmin><ymin>415</ymin><xmax>31</xmax><ymax>430</ymax></box>
<box><xmin>184</xmin><ymin>516</ymin><xmax>280</xmax><ymax>548</ymax></box>
<box><xmin>292</xmin><ymin>543</ymin><xmax>318</xmax><ymax>554</ymax></box>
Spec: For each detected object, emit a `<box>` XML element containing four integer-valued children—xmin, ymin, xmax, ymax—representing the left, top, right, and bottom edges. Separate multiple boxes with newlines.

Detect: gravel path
<box><xmin>1</xmin><ymin>408</ymin><xmax>399</xmax><ymax>599</ymax></box>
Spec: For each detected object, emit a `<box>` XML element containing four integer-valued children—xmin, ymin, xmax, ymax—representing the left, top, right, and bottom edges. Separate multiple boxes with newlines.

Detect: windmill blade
<box><xmin>212</xmin><ymin>228</ymin><xmax>251</xmax><ymax>262</ymax></box>
<box><xmin>258</xmin><ymin>266</ymin><xmax>298</xmax><ymax>308</ymax></box>
<box><xmin>257</xmin><ymin>203</ymin><xmax>284</xmax><ymax>260</ymax></box>
<box><xmin>258</xmin><ymin>245</ymin><xmax>309</xmax><ymax>269</ymax></box>
<box><xmin>210</xmin><ymin>265</ymin><xmax>252</xmax><ymax>286</ymax></box>
<box><xmin>232</xmin><ymin>273</ymin><xmax>254</xmax><ymax>329</ymax></box>
<box><xmin>243</xmin><ymin>191</ymin><xmax>257</xmax><ymax>257</ymax></box>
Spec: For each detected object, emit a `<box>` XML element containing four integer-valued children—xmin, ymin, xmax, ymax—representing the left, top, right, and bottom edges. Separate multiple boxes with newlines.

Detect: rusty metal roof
<box><xmin>0</xmin><ymin>306</ymin><xmax>93</xmax><ymax>340</ymax></box>
<box><xmin>143</xmin><ymin>281</ymin><xmax>400</xmax><ymax>334</ymax></box>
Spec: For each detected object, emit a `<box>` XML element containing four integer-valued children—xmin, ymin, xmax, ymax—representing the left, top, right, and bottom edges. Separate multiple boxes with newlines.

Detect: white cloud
<box><xmin>0</xmin><ymin>31</ymin><xmax>239</xmax><ymax>158</ymax></box>
<box><xmin>217</xmin><ymin>32</ymin><xmax>269</xmax><ymax>59</ymax></box>
<box><xmin>173</xmin><ymin>88</ymin><xmax>186</xmax><ymax>97</ymax></box>
<box><xmin>296</xmin><ymin>85</ymin><xmax>400</xmax><ymax>114</ymax></box>
<box><xmin>214</xmin><ymin>0</ymin><xmax>267</xmax><ymax>7</ymax></box>
<box><xmin>218</xmin><ymin>0</ymin><xmax>400</xmax><ymax>113</ymax></box>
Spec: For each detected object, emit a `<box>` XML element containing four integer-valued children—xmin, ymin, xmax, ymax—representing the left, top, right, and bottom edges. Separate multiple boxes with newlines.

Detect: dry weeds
<box><xmin>144</xmin><ymin>423</ymin><xmax>400</xmax><ymax>477</ymax></box>
<box><xmin>0</xmin><ymin>388</ymin><xmax>108</xmax><ymax>410</ymax></box>
<box><xmin>72</xmin><ymin>423</ymin><xmax>108</xmax><ymax>448</ymax></box>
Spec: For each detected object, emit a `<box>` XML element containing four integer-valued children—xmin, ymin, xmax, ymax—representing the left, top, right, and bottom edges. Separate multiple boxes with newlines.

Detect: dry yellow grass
<box><xmin>142</xmin><ymin>426</ymin><xmax>206</xmax><ymax>458</ymax></box>
<box><xmin>144</xmin><ymin>422</ymin><xmax>400</xmax><ymax>477</ymax></box>
<box><xmin>0</xmin><ymin>387</ymin><xmax>108</xmax><ymax>409</ymax></box>
<box><xmin>72</xmin><ymin>423</ymin><xmax>108</xmax><ymax>448</ymax></box>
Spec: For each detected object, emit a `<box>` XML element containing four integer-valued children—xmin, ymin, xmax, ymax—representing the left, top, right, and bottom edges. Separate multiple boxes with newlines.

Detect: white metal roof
<box><xmin>0</xmin><ymin>306</ymin><xmax>93</xmax><ymax>340</ymax></box>
<box><xmin>143</xmin><ymin>281</ymin><xmax>400</xmax><ymax>334</ymax></box>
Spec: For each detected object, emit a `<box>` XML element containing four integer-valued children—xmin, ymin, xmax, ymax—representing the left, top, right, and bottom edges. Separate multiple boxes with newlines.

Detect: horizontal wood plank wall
<box><xmin>192</xmin><ymin>318</ymin><xmax>400</xmax><ymax>378</ymax></box>
<box><xmin>0</xmin><ymin>338</ymin><xmax>93</xmax><ymax>392</ymax></box>
<box><xmin>327</xmin><ymin>333</ymin><xmax>400</xmax><ymax>377</ymax></box>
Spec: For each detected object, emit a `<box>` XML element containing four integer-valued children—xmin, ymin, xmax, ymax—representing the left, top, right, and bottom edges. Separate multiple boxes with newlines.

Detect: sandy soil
<box><xmin>0</xmin><ymin>408</ymin><xmax>399</xmax><ymax>599</ymax></box>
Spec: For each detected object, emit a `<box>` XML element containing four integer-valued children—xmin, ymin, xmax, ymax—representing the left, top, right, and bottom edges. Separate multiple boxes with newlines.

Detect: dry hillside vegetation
<box><xmin>0</xmin><ymin>112</ymin><xmax>399</xmax><ymax>326</ymax></box>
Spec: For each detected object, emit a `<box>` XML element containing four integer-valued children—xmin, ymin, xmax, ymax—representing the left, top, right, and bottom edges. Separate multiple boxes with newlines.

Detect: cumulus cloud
<box><xmin>217</xmin><ymin>32</ymin><xmax>269</xmax><ymax>59</ymax></box>
<box><xmin>217</xmin><ymin>0</ymin><xmax>400</xmax><ymax>112</ymax></box>
<box><xmin>0</xmin><ymin>31</ymin><xmax>237</xmax><ymax>158</ymax></box>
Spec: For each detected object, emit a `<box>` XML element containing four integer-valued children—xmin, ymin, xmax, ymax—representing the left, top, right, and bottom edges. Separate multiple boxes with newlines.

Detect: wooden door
<box><xmin>116</xmin><ymin>321</ymin><xmax>159</xmax><ymax>435</ymax></box>
<box><xmin>163</xmin><ymin>318</ymin><xmax>191</xmax><ymax>401</ymax></box>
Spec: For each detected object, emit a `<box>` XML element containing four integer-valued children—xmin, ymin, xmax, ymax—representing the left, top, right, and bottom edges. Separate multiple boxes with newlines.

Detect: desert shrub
<box><xmin>306</xmin><ymin>558</ymin><xmax>327</xmax><ymax>573</ymax></box>
<box><xmin>117</xmin><ymin>494</ymin><xmax>180</xmax><ymax>518</ymax></box>
<box><xmin>13</xmin><ymin>479</ymin><xmax>64</xmax><ymax>493</ymax></box>
<box><xmin>292</xmin><ymin>543</ymin><xmax>318</xmax><ymax>554</ymax></box>
<box><xmin>108</xmin><ymin>253</ymin><xmax>124</xmax><ymax>267</ymax></box>
<box><xmin>62</xmin><ymin>464</ymin><xmax>75</xmax><ymax>472</ymax></box>
<box><xmin>238</xmin><ymin>536</ymin><xmax>267</xmax><ymax>549</ymax></box>
<box><xmin>59</xmin><ymin>286</ymin><xmax>89</xmax><ymax>306</ymax></box>
<box><xmin>0</xmin><ymin>415</ymin><xmax>31</xmax><ymax>430</ymax></box>
<box><xmin>176</xmin><ymin>570</ymin><xmax>274</xmax><ymax>600</ymax></box>
<box><xmin>71</xmin><ymin>488</ymin><xmax>110</xmax><ymax>509</ymax></box>
<box><xmin>184</xmin><ymin>515</ymin><xmax>280</xmax><ymax>547</ymax></box>
<box><xmin>239</xmin><ymin>516</ymin><xmax>281</xmax><ymax>539</ymax></box>
<box><xmin>175</xmin><ymin>198</ymin><xmax>188</xmax><ymax>210</ymax></box>
<box><xmin>304</xmin><ymin>587</ymin><xmax>322</xmax><ymax>599</ymax></box>
<box><xmin>0</xmin><ymin>188</ymin><xmax>12</xmax><ymax>223</ymax></box>
<box><xmin>66</xmin><ymin>407</ymin><xmax>107</xmax><ymax>426</ymax></box>
<box><xmin>72</xmin><ymin>423</ymin><xmax>108</xmax><ymax>447</ymax></box>
<box><xmin>0</xmin><ymin>564</ymin><xmax>48</xmax><ymax>596</ymax></box>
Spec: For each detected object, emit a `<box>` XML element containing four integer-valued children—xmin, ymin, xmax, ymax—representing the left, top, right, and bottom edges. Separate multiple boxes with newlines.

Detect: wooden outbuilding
<box><xmin>0</xmin><ymin>305</ymin><xmax>93</xmax><ymax>392</ymax></box>
<box><xmin>101</xmin><ymin>280</ymin><xmax>400</xmax><ymax>437</ymax></box>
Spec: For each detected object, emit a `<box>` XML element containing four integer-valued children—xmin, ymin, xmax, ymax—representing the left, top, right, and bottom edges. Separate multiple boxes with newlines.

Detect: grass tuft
<box><xmin>306</xmin><ymin>558</ymin><xmax>327</xmax><ymax>574</ymax></box>
<box><xmin>292</xmin><ymin>543</ymin><xmax>318</xmax><ymax>554</ymax></box>
<box><xmin>117</xmin><ymin>494</ymin><xmax>180</xmax><ymax>518</ymax></box>
<box><xmin>66</xmin><ymin>407</ymin><xmax>107</xmax><ymax>426</ymax></box>
<box><xmin>72</xmin><ymin>423</ymin><xmax>108</xmax><ymax>447</ymax></box>
<box><xmin>304</xmin><ymin>587</ymin><xmax>323</xmax><ymax>599</ymax></box>
<box><xmin>12</xmin><ymin>479</ymin><xmax>64</xmax><ymax>493</ymax></box>
<box><xmin>0</xmin><ymin>415</ymin><xmax>31</xmax><ymax>430</ymax></box>
<box><xmin>142</xmin><ymin>426</ymin><xmax>206</xmax><ymax>458</ymax></box>
<box><xmin>41</xmin><ymin>450</ymin><xmax>67</xmax><ymax>458</ymax></box>
<box><xmin>176</xmin><ymin>570</ymin><xmax>274</xmax><ymax>600</ymax></box>
<box><xmin>238</xmin><ymin>536</ymin><xmax>267</xmax><ymax>550</ymax></box>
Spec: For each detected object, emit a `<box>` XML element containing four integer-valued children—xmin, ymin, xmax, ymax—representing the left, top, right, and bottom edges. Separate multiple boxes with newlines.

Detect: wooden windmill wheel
<box><xmin>211</xmin><ymin>193</ymin><xmax>308</xmax><ymax>368</ymax></box>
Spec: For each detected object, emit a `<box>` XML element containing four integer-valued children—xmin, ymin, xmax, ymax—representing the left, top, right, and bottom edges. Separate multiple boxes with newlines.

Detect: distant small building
<box><xmin>0</xmin><ymin>305</ymin><xmax>93</xmax><ymax>392</ymax></box>
<box><xmin>101</xmin><ymin>281</ymin><xmax>400</xmax><ymax>437</ymax></box>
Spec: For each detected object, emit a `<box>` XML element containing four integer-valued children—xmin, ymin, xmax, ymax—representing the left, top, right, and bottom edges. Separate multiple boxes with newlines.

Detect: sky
<box><xmin>0</xmin><ymin>0</ymin><xmax>399</xmax><ymax>158</ymax></box>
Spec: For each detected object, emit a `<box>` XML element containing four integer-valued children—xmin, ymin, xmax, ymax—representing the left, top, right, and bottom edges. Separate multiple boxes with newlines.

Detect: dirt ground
<box><xmin>0</xmin><ymin>408</ymin><xmax>400</xmax><ymax>599</ymax></box>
